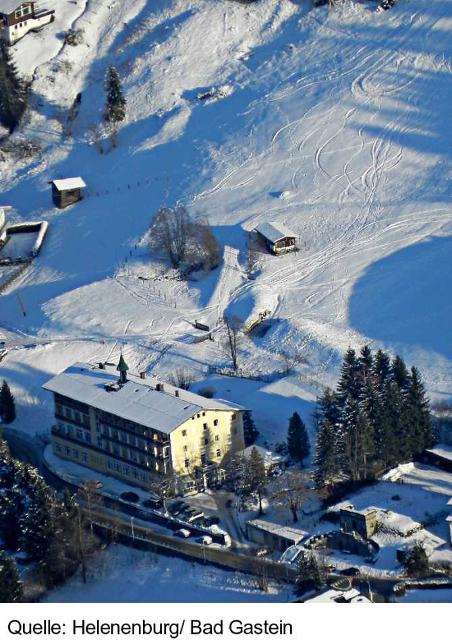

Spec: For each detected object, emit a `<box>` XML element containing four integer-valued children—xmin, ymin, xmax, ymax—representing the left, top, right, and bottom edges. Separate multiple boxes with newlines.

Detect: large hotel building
<box><xmin>43</xmin><ymin>358</ymin><xmax>245</xmax><ymax>493</ymax></box>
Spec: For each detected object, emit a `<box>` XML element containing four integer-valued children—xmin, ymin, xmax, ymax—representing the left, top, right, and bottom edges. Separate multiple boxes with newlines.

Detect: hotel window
<box><xmin>203</xmin><ymin>423</ymin><xmax>208</xmax><ymax>430</ymax></box>
<box><xmin>213</xmin><ymin>419</ymin><xmax>218</xmax><ymax>426</ymax></box>
<box><xmin>72</xmin><ymin>449</ymin><xmax>79</xmax><ymax>459</ymax></box>
<box><xmin>182</xmin><ymin>430</ymin><xmax>187</xmax><ymax>436</ymax></box>
<box><xmin>216</xmin><ymin>449</ymin><xmax>221</xmax><ymax>457</ymax></box>
<box><xmin>81</xmin><ymin>452</ymin><xmax>88</xmax><ymax>463</ymax></box>
<box><xmin>215</xmin><ymin>435</ymin><xmax>219</xmax><ymax>442</ymax></box>
<box><xmin>64</xmin><ymin>407</ymin><xmax>72</xmax><ymax>419</ymax></box>
<box><xmin>82</xmin><ymin>414</ymin><xmax>89</xmax><ymax>426</ymax></box>
<box><xmin>184</xmin><ymin>459</ymin><xmax>190</xmax><ymax>468</ymax></box>
<box><xmin>197</xmin><ymin>414</ymin><xmax>200</xmax><ymax>418</ymax></box>
<box><xmin>76</xmin><ymin>429</ymin><xmax>83</xmax><ymax>440</ymax></box>
<box><xmin>183</xmin><ymin>445</ymin><xmax>188</xmax><ymax>452</ymax></box>
<box><xmin>202</xmin><ymin>412</ymin><xmax>206</xmax><ymax>416</ymax></box>
<box><xmin>232</xmin><ymin>413</ymin><xmax>236</xmax><ymax>420</ymax></box>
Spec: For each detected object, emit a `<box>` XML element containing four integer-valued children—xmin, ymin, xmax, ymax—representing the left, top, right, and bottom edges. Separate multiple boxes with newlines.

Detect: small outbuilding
<box><xmin>51</xmin><ymin>177</ymin><xmax>86</xmax><ymax>209</ymax></box>
<box><xmin>339</xmin><ymin>505</ymin><xmax>378</xmax><ymax>539</ymax></box>
<box><xmin>255</xmin><ymin>222</ymin><xmax>297</xmax><ymax>255</ymax></box>
<box><xmin>246</xmin><ymin>519</ymin><xmax>307</xmax><ymax>551</ymax></box>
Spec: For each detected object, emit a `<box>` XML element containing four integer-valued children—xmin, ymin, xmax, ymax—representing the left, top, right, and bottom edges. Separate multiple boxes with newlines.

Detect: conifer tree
<box><xmin>243</xmin><ymin>410</ymin><xmax>259</xmax><ymax>446</ymax></box>
<box><xmin>313</xmin><ymin>419</ymin><xmax>339</xmax><ymax>490</ymax></box>
<box><xmin>247</xmin><ymin>447</ymin><xmax>267</xmax><ymax>515</ymax></box>
<box><xmin>391</xmin><ymin>355</ymin><xmax>409</xmax><ymax>390</ymax></box>
<box><xmin>373</xmin><ymin>350</ymin><xmax>391</xmax><ymax>393</ymax></box>
<box><xmin>0</xmin><ymin>550</ymin><xmax>23</xmax><ymax>602</ymax></box>
<box><xmin>406</xmin><ymin>367</ymin><xmax>434</xmax><ymax>454</ymax></box>
<box><xmin>0</xmin><ymin>380</ymin><xmax>16</xmax><ymax>424</ymax></box>
<box><xmin>104</xmin><ymin>66</ymin><xmax>126</xmax><ymax>124</ymax></box>
<box><xmin>296</xmin><ymin>551</ymin><xmax>325</xmax><ymax>592</ymax></box>
<box><xmin>337</xmin><ymin>347</ymin><xmax>362</xmax><ymax>402</ymax></box>
<box><xmin>287</xmin><ymin>412</ymin><xmax>310</xmax><ymax>464</ymax></box>
<box><xmin>0</xmin><ymin>41</ymin><xmax>28</xmax><ymax>133</ymax></box>
<box><xmin>359</xmin><ymin>344</ymin><xmax>373</xmax><ymax>384</ymax></box>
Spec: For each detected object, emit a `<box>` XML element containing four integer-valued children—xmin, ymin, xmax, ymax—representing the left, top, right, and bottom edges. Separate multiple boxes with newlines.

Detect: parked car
<box><xmin>339</xmin><ymin>567</ymin><xmax>360</xmax><ymax>577</ymax></box>
<box><xmin>120</xmin><ymin>491</ymin><xmax>139</xmax><ymax>503</ymax></box>
<box><xmin>203</xmin><ymin>516</ymin><xmax>220</xmax><ymax>527</ymax></box>
<box><xmin>186</xmin><ymin>509</ymin><xmax>204</xmax><ymax>523</ymax></box>
<box><xmin>197</xmin><ymin>535</ymin><xmax>213</xmax><ymax>546</ymax></box>
<box><xmin>142</xmin><ymin>498</ymin><xmax>163</xmax><ymax>510</ymax></box>
<box><xmin>174</xmin><ymin>528</ymin><xmax>191</xmax><ymax>538</ymax></box>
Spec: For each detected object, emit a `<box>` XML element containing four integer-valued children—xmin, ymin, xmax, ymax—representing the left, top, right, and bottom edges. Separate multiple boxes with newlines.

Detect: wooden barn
<box><xmin>255</xmin><ymin>222</ymin><xmax>297</xmax><ymax>255</ymax></box>
<box><xmin>51</xmin><ymin>177</ymin><xmax>86</xmax><ymax>209</ymax></box>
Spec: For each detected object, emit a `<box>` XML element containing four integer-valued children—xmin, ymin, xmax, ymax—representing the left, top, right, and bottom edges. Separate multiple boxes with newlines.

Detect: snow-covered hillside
<box><xmin>1</xmin><ymin>0</ymin><xmax>451</xmax><ymax>440</ymax></box>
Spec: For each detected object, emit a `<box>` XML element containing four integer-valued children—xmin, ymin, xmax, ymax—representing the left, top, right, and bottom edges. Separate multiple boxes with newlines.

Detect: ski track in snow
<box><xmin>1</xmin><ymin>0</ymin><xmax>451</xmax><ymax>430</ymax></box>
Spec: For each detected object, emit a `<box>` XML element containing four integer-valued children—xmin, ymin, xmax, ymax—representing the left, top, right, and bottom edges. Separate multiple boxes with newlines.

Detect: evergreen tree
<box><xmin>287</xmin><ymin>412</ymin><xmax>310</xmax><ymax>464</ymax></box>
<box><xmin>0</xmin><ymin>41</ymin><xmax>28</xmax><ymax>133</ymax></box>
<box><xmin>337</xmin><ymin>348</ymin><xmax>362</xmax><ymax>402</ymax></box>
<box><xmin>247</xmin><ymin>447</ymin><xmax>267</xmax><ymax>515</ymax></box>
<box><xmin>372</xmin><ymin>350</ymin><xmax>391</xmax><ymax>393</ymax></box>
<box><xmin>406</xmin><ymin>367</ymin><xmax>434</xmax><ymax>454</ymax></box>
<box><xmin>18</xmin><ymin>467</ymin><xmax>54</xmax><ymax>561</ymax></box>
<box><xmin>403</xmin><ymin>543</ymin><xmax>429</xmax><ymax>577</ymax></box>
<box><xmin>0</xmin><ymin>380</ymin><xmax>16</xmax><ymax>424</ymax></box>
<box><xmin>0</xmin><ymin>550</ymin><xmax>23</xmax><ymax>602</ymax></box>
<box><xmin>296</xmin><ymin>551</ymin><xmax>325</xmax><ymax>593</ymax></box>
<box><xmin>313</xmin><ymin>419</ymin><xmax>339</xmax><ymax>490</ymax></box>
<box><xmin>391</xmin><ymin>355</ymin><xmax>409</xmax><ymax>391</ymax></box>
<box><xmin>359</xmin><ymin>344</ymin><xmax>373</xmax><ymax>384</ymax></box>
<box><xmin>243</xmin><ymin>410</ymin><xmax>258</xmax><ymax>446</ymax></box>
<box><xmin>104</xmin><ymin>66</ymin><xmax>126</xmax><ymax>124</ymax></box>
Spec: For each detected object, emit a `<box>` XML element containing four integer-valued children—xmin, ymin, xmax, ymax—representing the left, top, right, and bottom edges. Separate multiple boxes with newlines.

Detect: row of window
<box><xmin>97</xmin><ymin>410</ymin><xmax>164</xmax><ymax>441</ymax></box>
<box><xmin>106</xmin><ymin>459</ymin><xmax>154</xmax><ymax>480</ymax></box>
<box><xmin>184</xmin><ymin>449</ymin><xmax>222</xmax><ymax>468</ymax></box>
<box><xmin>57</xmin><ymin>421</ymin><xmax>91</xmax><ymax>444</ymax></box>
<box><xmin>56</xmin><ymin>403</ymin><xmax>90</xmax><ymax>427</ymax></box>
<box><xmin>15</xmin><ymin>6</ymin><xmax>31</xmax><ymax>19</ymax></box>
<box><xmin>55</xmin><ymin>442</ymin><xmax>88</xmax><ymax>464</ymax></box>
<box><xmin>97</xmin><ymin>423</ymin><xmax>151</xmax><ymax>450</ymax></box>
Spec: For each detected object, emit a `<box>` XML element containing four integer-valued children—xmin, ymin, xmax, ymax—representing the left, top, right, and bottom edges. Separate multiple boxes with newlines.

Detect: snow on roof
<box><xmin>340</xmin><ymin>504</ymin><xmax>377</xmax><ymax>517</ymax></box>
<box><xmin>243</xmin><ymin>445</ymin><xmax>282</xmax><ymax>463</ymax></box>
<box><xmin>427</xmin><ymin>445</ymin><xmax>452</xmax><ymax>463</ymax></box>
<box><xmin>247</xmin><ymin>519</ymin><xmax>307</xmax><ymax>543</ymax></box>
<box><xmin>255</xmin><ymin>221</ymin><xmax>296</xmax><ymax>244</ymax></box>
<box><xmin>378</xmin><ymin>510</ymin><xmax>422</xmax><ymax>535</ymax></box>
<box><xmin>51</xmin><ymin>177</ymin><xmax>86</xmax><ymax>191</ymax></box>
<box><xmin>43</xmin><ymin>362</ymin><xmax>243</xmax><ymax>435</ymax></box>
<box><xmin>0</xmin><ymin>1</ymin><xmax>29</xmax><ymax>14</ymax></box>
<box><xmin>304</xmin><ymin>588</ymin><xmax>370</xmax><ymax>603</ymax></box>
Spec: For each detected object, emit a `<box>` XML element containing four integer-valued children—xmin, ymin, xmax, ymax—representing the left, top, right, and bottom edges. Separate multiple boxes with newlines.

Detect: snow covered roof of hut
<box><xmin>255</xmin><ymin>222</ymin><xmax>296</xmax><ymax>244</ymax></box>
<box><xmin>51</xmin><ymin>177</ymin><xmax>86</xmax><ymax>191</ymax></box>
<box><xmin>1</xmin><ymin>1</ymin><xmax>27</xmax><ymax>13</ymax></box>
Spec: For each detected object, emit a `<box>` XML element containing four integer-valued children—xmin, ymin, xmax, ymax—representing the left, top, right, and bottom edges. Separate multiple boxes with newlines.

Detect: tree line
<box><xmin>314</xmin><ymin>346</ymin><xmax>434</xmax><ymax>492</ymax></box>
<box><xmin>0</xmin><ymin>439</ymin><xmax>98</xmax><ymax>601</ymax></box>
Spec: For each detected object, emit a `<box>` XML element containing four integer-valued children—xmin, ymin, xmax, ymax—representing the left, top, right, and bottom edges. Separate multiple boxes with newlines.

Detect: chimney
<box><xmin>98</xmin><ymin>362</ymin><xmax>105</xmax><ymax>370</ymax></box>
<box><xmin>175</xmin><ymin>390</ymin><xmax>179</xmax><ymax>397</ymax></box>
<box><xmin>140</xmin><ymin>371</ymin><xmax>146</xmax><ymax>379</ymax></box>
<box><xmin>156</xmin><ymin>383</ymin><xmax>164</xmax><ymax>392</ymax></box>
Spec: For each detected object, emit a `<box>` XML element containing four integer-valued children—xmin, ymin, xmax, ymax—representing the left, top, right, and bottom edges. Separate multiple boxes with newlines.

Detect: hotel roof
<box><xmin>43</xmin><ymin>362</ymin><xmax>243</xmax><ymax>435</ymax></box>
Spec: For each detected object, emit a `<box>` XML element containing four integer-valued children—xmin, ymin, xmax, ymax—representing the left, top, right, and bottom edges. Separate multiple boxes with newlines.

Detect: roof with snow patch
<box><xmin>1</xmin><ymin>1</ymin><xmax>32</xmax><ymax>14</ymax></box>
<box><xmin>255</xmin><ymin>221</ymin><xmax>296</xmax><ymax>244</ymax></box>
<box><xmin>51</xmin><ymin>177</ymin><xmax>86</xmax><ymax>191</ymax></box>
<box><xmin>43</xmin><ymin>362</ymin><xmax>243</xmax><ymax>434</ymax></box>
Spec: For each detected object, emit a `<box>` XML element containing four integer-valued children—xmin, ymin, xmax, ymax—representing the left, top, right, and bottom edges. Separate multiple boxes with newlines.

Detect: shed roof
<box><xmin>1</xmin><ymin>1</ymin><xmax>32</xmax><ymax>14</ymax></box>
<box><xmin>51</xmin><ymin>177</ymin><xmax>86</xmax><ymax>191</ymax></box>
<box><xmin>255</xmin><ymin>222</ymin><xmax>296</xmax><ymax>244</ymax></box>
<box><xmin>247</xmin><ymin>519</ymin><xmax>306</xmax><ymax>543</ymax></box>
<box><xmin>43</xmin><ymin>362</ymin><xmax>243</xmax><ymax>435</ymax></box>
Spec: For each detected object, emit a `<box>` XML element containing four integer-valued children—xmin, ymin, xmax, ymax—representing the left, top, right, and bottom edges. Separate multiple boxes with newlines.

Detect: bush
<box><xmin>64</xmin><ymin>29</ymin><xmax>84</xmax><ymax>46</ymax></box>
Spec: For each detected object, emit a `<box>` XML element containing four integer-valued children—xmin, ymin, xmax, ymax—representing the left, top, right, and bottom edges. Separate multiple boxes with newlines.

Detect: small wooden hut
<box><xmin>255</xmin><ymin>222</ymin><xmax>297</xmax><ymax>255</ymax></box>
<box><xmin>51</xmin><ymin>177</ymin><xmax>86</xmax><ymax>209</ymax></box>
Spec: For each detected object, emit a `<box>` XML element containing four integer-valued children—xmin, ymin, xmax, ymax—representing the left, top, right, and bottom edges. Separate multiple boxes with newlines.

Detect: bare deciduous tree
<box><xmin>168</xmin><ymin>368</ymin><xmax>195</xmax><ymax>390</ymax></box>
<box><xmin>270</xmin><ymin>470</ymin><xmax>310</xmax><ymax>523</ymax></box>
<box><xmin>223</xmin><ymin>314</ymin><xmax>243</xmax><ymax>371</ymax></box>
<box><xmin>149</xmin><ymin>473</ymin><xmax>177</xmax><ymax>515</ymax></box>
<box><xmin>150</xmin><ymin>206</ymin><xmax>190</xmax><ymax>268</ymax></box>
<box><xmin>149</xmin><ymin>207</ymin><xmax>220</xmax><ymax>274</ymax></box>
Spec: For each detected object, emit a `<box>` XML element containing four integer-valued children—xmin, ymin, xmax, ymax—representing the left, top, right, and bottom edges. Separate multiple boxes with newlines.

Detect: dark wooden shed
<box><xmin>51</xmin><ymin>177</ymin><xmax>86</xmax><ymax>209</ymax></box>
<box><xmin>255</xmin><ymin>222</ymin><xmax>297</xmax><ymax>255</ymax></box>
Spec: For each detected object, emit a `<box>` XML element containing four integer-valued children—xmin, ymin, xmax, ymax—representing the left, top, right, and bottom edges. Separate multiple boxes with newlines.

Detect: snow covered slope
<box><xmin>0</xmin><ymin>0</ymin><xmax>451</xmax><ymax>438</ymax></box>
